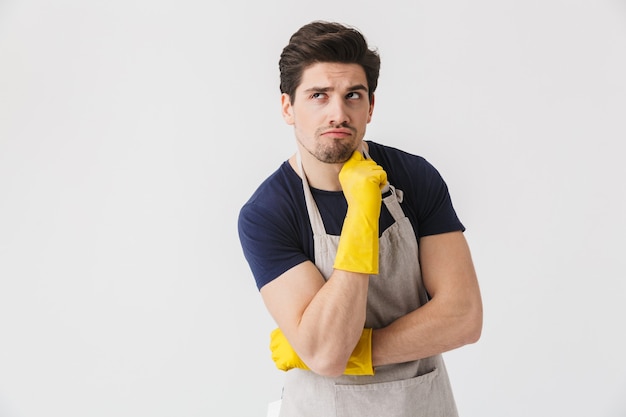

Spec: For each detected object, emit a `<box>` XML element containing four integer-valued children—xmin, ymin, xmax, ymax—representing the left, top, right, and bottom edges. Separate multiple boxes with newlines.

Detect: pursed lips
<box><xmin>321</xmin><ymin>128</ymin><xmax>353</xmax><ymax>138</ymax></box>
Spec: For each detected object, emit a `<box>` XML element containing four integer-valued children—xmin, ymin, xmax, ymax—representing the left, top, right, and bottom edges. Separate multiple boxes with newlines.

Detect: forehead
<box><xmin>297</xmin><ymin>62</ymin><xmax>368</xmax><ymax>92</ymax></box>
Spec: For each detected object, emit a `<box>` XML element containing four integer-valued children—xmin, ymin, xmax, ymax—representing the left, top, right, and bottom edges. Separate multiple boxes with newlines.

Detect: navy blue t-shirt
<box><xmin>238</xmin><ymin>141</ymin><xmax>465</xmax><ymax>290</ymax></box>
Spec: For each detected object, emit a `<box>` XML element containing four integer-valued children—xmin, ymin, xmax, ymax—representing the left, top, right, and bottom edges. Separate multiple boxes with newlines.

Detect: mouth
<box><xmin>321</xmin><ymin>128</ymin><xmax>354</xmax><ymax>139</ymax></box>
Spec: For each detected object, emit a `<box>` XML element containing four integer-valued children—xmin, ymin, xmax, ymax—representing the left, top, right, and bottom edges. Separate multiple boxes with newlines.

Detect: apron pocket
<box><xmin>335</xmin><ymin>367</ymin><xmax>452</xmax><ymax>417</ymax></box>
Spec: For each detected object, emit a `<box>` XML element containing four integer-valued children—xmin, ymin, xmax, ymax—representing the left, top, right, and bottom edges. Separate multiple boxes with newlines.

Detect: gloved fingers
<box><xmin>340</xmin><ymin>158</ymin><xmax>387</xmax><ymax>189</ymax></box>
<box><xmin>269</xmin><ymin>327</ymin><xmax>309</xmax><ymax>372</ymax></box>
<box><xmin>269</xmin><ymin>327</ymin><xmax>284</xmax><ymax>349</ymax></box>
<box><xmin>372</xmin><ymin>167</ymin><xmax>388</xmax><ymax>190</ymax></box>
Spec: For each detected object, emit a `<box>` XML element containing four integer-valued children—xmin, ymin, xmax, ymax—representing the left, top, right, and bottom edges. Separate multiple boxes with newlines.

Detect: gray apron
<box><xmin>279</xmin><ymin>152</ymin><xmax>458</xmax><ymax>417</ymax></box>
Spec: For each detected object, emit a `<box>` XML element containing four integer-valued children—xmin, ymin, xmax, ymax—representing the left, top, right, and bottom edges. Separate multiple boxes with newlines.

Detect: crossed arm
<box><xmin>260</xmin><ymin>230</ymin><xmax>482</xmax><ymax>377</ymax></box>
<box><xmin>372</xmin><ymin>231</ymin><xmax>482</xmax><ymax>366</ymax></box>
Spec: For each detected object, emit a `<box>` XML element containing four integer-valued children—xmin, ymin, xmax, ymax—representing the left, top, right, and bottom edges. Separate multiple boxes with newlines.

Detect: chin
<box><xmin>315</xmin><ymin>141</ymin><xmax>359</xmax><ymax>164</ymax></box>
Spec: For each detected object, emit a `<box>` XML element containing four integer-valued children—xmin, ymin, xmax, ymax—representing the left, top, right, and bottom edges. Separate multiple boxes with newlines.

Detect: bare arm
<box><xmin>371</xmin><ymin>231</ymin><xmax>483</xmax><ymax>366</ymax></box>
<box><xmin>261</xmin><ymin>151</ymin><xmax>387</xmax><ymax>377</ymax></box>
<box><xmin>261</xmin><ymin>262</ymin><xmax>369</xmax><ymax>377</ymax></box>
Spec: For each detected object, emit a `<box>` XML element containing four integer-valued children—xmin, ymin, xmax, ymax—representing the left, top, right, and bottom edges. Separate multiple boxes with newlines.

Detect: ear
<box><xmin>281</xmin><ymin>93</ymin><xmax>295</xmax><ymax>125</ymax></box>
<box><xmin>367</xmin><ymin>94</ymin><xmax>375</xmax><ymax>123</ymax></box>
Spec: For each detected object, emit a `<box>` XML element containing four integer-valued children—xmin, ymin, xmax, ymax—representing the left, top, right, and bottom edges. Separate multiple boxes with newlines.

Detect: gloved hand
<box><xmin>334</xmin><ymin>150</ymin><xmax>387</xmax><ymax>274</ymax></box>
<box><xmin>269</xmin><ymin>327</ymin><xmax>375</xmax><ymax>376</ymax></box>
<box><xmin>270</xmin><ymin>327</ymin><xmax>310</xmax><ymax>372</ymax></box>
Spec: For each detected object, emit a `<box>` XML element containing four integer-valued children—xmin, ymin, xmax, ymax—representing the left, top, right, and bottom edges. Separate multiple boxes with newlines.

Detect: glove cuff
<box><xmin>333</xmin><ymin>213</ymin><xmax>379</xmax><ymax>274</ymax></box>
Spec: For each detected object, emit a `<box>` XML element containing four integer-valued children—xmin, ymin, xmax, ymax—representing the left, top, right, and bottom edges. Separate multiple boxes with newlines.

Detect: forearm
<box><xmin>294</xmin><ymin>268</ymin><xmax>369</xmax><ymax>376</ymax></box>
<box><xmin>264</xmin><ymin>150</ymin><xmax>385</xmax><ymax>376</ymax></box>
<box><xmin>371</xmin><ymin>293</ymin><xmax>482</xmax><ymax>367</ymax></box>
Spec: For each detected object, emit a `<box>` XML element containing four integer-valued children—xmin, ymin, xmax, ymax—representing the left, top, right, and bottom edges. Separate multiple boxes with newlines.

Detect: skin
<box><xmin>260</xmin><ymin>62</ymin><xmax>482</xmax><ymax>377</ymax></box>
<box><xmin>282</xmin><ymin>62</ymin><xmax>374</xmax><ymax>191</ymax></box>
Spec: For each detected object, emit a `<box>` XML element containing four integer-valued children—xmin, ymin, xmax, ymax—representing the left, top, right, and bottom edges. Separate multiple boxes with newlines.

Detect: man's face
<box><xmin>282</xmin><ymin>62</ymin><xmax>374</xmax><ymax>164</ymax></box>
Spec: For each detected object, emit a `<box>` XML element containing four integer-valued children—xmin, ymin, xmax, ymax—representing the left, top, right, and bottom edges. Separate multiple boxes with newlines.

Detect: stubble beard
<box><xmin>314</xmin><ymin>141</ymin><xmax>355</xmax><ymax>163</ymax></box>
<box><xmin>306</xmin><ymin>125</ymin><xmax>360</xmax><ymax>164</ymax></box>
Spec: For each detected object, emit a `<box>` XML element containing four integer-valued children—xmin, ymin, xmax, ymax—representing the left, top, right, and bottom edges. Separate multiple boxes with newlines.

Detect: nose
<box><xmin>328</xmin><ymin>97</ymin><xmax>350</xmax><ymax>126</ymax></box>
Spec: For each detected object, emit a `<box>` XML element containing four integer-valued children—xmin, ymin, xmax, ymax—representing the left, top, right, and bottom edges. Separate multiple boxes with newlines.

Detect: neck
<box><xmin>289</xmin><ymin>141</ymin><xmax>369</xmax><ymax>191</ymax></box>
<box><xmin>289</xmin><ymin>152</ymin><xmax>343</xmax><ymax>191</ymax></box>
<box><xmin>289</xmin><ymin>140</ymin><xmax>369</xmax><ymax>191</ymax></box>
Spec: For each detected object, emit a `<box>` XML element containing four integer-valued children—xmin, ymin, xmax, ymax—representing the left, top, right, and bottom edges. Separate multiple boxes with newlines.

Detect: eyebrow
<box><xmin>302</xmin><ymin>84</ymin><xmax>369</xmax><ymax>94</ymax></box>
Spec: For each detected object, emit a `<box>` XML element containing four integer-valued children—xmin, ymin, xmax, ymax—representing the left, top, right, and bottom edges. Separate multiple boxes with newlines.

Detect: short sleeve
<box><xmin>238</xmin><ymin>201</ymin><xmax>310</xmax><ymax>291</ymax></box>
<box><xmin>414</xmin><ymin>160</ymin><xmax>465</xmax><ymax>237</ymax></box>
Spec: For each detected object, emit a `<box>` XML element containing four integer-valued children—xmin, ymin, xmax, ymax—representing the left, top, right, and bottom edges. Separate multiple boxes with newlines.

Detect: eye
<box><xmin>311</xmin><ymin>92</ymin><xmax>327</xmax><ymax>99</ymax></box>
<box><xmin>346</xmin><ymin>91</ymin><xmax>362</xmax><ymax>100</ymax></box>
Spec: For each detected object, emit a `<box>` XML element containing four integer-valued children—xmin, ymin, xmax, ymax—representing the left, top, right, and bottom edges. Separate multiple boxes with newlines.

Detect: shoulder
<box><xmin>238</xmin><ymin>160</ymin><xmax>310</xmax><ymax>243</ymax></box>
<box><xmin>366</xmin><ymin>140</ymin><xmax>465</xmax><ymax>236</ymax></box>
<box><xmin>239</xmin><ymin>161</ymin><xmax>305</xmax><ymax>221</ymax></box>
<box><xmin>238</xmin><ymin>162</ymin><xmax>312</xmax><ymax>290</ymax></box>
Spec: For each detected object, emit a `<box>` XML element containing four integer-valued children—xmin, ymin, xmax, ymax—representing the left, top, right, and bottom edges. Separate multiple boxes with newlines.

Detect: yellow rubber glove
<box><xmin>269</xmin><ymin>328</ymin><xmax>310</xmax><ymax>372</ymax></box>
<box><xmin>269</xmin><ymin>327</ymin><xmax>375</xmax><ymax>376</ymax></box>
<box><xmin>334</xmin><ymin>150</ymin><xmax>387</xmax><ymax>274</ymax></box>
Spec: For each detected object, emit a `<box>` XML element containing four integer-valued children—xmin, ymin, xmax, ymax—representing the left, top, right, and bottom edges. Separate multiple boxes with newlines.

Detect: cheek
<box><xmin>294</xmin><ymin>112</ymin><xmax>317</xmax><ymax>129</ymax></box>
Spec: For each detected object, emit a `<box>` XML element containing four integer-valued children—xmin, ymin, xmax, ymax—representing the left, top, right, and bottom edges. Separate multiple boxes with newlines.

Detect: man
<box><xmin>238</xmin><ymin>20</ymin><xmax>482</xmax><ymax>417</ymax></box>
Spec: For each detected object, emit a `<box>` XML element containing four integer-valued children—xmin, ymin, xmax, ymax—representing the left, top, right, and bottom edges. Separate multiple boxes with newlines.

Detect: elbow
<box><xmin>299</xmin><ymin>333</ymin><xmax>365</xmax><ymax>377</ymax></box>
<box><xmin>303</xmin><ymin>344</ymin><xmax>354</xmax><ymax>377</ymax></box>
<box><xmin>295</xmin><ymin>333</ymin><xmax>363</xmax><ymax>377</ymax></box>
<box><xmin>306</xmin><ymin>355</ymin><xmax>347</xmax><ymax>378</ymax></box>
<box><xmin>464</xmin><ymin>321</ymin><xmax>482</xmax><ymax>345</ymax></box>
<box><xmin>461</xmin><ymin>302</ymin><xmax>483</xmax><ymax>345</ymax></box>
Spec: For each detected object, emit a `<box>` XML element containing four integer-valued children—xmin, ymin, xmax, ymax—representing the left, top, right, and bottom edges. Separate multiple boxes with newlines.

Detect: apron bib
<box><xmin>279</xmin><ymin>152</ymin><xmax>458</xmax><ymax>417</ymax></box>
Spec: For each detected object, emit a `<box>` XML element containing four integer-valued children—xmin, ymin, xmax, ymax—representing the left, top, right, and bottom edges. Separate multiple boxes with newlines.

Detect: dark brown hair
<box><xmin>279</xmin><ymin>21</ymin><xmax>381</xmax><ymax>103</ymax></box>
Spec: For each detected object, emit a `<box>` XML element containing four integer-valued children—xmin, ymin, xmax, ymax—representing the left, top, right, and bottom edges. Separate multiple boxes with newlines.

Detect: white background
<box><xmin>1</xmin><ymin>1</ymin><xmax>625</xmax><ymax>416</ymax></box>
